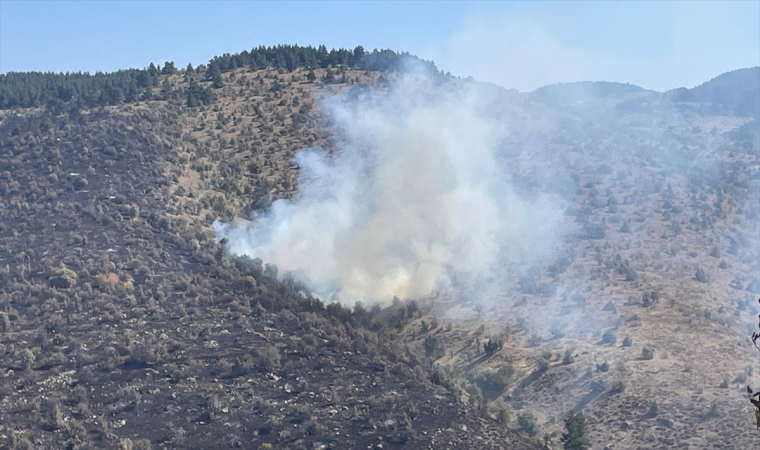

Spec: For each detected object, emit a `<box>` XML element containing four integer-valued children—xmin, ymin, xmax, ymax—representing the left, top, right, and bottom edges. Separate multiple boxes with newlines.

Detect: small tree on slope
<box><xmin>561</xmin><ymin>410</ymin><xmax>590</xmax><ymax>450</ymax></box>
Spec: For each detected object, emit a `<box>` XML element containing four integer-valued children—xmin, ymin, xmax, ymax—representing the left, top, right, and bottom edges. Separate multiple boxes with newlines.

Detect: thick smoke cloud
<box><xmin>214</xmin><ymin>71</ymin><xmax>566</xmax><ymax>304</ymax></box>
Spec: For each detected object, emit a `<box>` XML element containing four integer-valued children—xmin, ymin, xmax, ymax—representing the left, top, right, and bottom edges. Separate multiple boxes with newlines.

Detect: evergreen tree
<box><xmin>161</xmin><ymin>79</ymin><xmax>172</xmax><ymax>99</ymax></box>
<box><xmin>136</xmin><ymin>70</ymin><xmax>153</xmax><ymax>88</ymax></box>
<box><xmin>207</xmin><ymin>61</ymin><xmax>223</xmax><ymax>89</ymax></box>
<box><xmin>317</xmin><ymin>45</ymin><xmax>329</xmax><ymax>67</ymax></box>
<box><xmin>351</xmin><ymin>45</ymin><xmax>365</xmax><ymax>66</ymax></box>
<box><xmin>162</xmin><ymin>61</ymin><xmax>177</xmax><ymax>74</ymax></box>
<box><xmin>125</xmin><ymin>79</ymin><xmax>139</xmax><ymax>102</ymax></box>
<box><xmin>561</xmin><ymin>411</ymin><xmax>590</xmax><ymax>450</ymax></box>
<box><xmin>0</xmin><ymin>44</ymin><xmax>436</xmax><ymax>110</ymax></box>
<box><xmin>184</xmin><ymin>64</ymin><xmax>194</xmax><ymax>83</ymax></box>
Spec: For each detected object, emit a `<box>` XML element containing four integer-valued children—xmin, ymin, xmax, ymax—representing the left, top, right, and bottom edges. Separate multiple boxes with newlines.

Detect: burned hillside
<box><xmin>0</xmin><ymin>46</ymin><xmax>759</xmax><ymax>450</ymax></box>
<box><xmin>0</xmin><ymin>55</ymin><xmax>540</xmax><ymax>449</ymax></box>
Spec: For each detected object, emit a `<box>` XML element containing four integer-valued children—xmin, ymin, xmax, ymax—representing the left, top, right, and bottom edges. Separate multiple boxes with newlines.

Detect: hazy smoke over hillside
<box><xmin>214</xmin><ymin>71</ymin><xmax>566</xmax><ymax>304</ymax></box>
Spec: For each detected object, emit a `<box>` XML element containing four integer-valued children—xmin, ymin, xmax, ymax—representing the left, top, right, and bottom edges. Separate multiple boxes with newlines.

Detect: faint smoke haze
<box><xmin>214</xmin><ymin>69</ymin><xmax>567</xmax><ymax>304</ymax></box>
<box><xmin>427</xmin><ymin>3</ymin><xmax>760</xmax><ymax>92</ymax></box>
<box><xmin>432</xmin><ymin>15</ymin><xmax>615</xmax><ymax>93</ymax></box>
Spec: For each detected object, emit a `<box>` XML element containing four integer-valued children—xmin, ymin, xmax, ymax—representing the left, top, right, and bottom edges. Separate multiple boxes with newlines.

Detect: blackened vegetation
<box><xmin>0</xmin><ymin>67</ymin><xmax>537</xmax><ymax>449</ymax></box>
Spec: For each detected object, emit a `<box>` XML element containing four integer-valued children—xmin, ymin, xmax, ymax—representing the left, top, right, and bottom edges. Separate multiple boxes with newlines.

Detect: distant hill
<box><xmin>527</xmin><ymin>68</ymin><xmax>760</xmax><ymax>118</ymax></box>
<box><xmin>669</xmin><ymin>67</ymin><xmax>760</xmax><ymax>117</ymax></box>
<box><xmin>529</xmin><ymin>81</ymin><xmax>648</xmax><ymax>103</ymax></box>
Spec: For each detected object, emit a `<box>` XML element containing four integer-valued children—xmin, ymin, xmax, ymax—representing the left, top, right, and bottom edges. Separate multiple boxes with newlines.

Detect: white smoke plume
<box><xmin>214</xmin><ymin>70</ymin><xmax>567</xmax><ymax>304</ymax></box>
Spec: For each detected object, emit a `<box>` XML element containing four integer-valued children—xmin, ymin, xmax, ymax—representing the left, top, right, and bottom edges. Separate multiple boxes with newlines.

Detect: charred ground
<box><xmin>0</xmin><ymin>56</ymin><xmax>539</xmax><ymax>450</ymax></box>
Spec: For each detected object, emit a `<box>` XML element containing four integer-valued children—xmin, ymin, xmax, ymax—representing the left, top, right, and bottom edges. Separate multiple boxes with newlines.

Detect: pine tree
<box><xmin>317</xmin><ymin>45</ymin><xmax>329</xmax><ymax>67</ymax></box>
<box><xmin>207</xmin><ymin>61</ymin><xmax>223</xmax><ymax>89</ymax></box>
<box><xmin>351</xmin><ymin>45</ymin><xmax>365</xmax><ymax>67</ymax></box>
<box><xmin>162</xmin><ymin>61</ymin><xmax>177</xmax><ymax>74</ymax></box>
<box><xmin>561</xmin><ymin>411</ymin><xmax>590</xmax><ymax>450</ymax></box>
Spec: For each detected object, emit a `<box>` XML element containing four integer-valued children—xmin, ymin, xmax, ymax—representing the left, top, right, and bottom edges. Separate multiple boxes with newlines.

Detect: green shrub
<box><xmin>517</xmin><ymin>411</ymin><xmax>538</xmax><ymax>437</ymax></box>
<box><xmin>561</xmin><ymin>410</ymin><xmax>590</xmax><ymax>450</ymax></box>
<box><xmin>563</xmin><ymin>349</ymin><xmax>575</xmax><ymax>365</ymax></box>
<box><xmin>483</xmin><ymin>337</ymin><xmax>503</xmax><ymax>355</ymax></box>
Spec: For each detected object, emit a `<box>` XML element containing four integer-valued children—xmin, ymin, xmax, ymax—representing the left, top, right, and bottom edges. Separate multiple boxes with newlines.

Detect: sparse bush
<box><xmin>622</xmin><ymin>336</ymin><xmax>633</xmax><ymax>347</ymax></box>
<box><xmin>646</xmin><ymin>402</ymin><xmax>659</xmax><ymax>417</ymax></box>
<box><xmin>483</xmin><ymin>337</ymin><xmax>503</xmax><ymax>355</ymax></box>
<box><xmin>48</xmin><ymin>264</ymin><xmax>78</xmax><ymax>289</ymax></box>
<box><xmin>641</xmin><ymin>291</ymin><xmax>658</xmax><ymax>307</ymax></box>
<box><xmin>423</xmin><ymin>336</ymin><xmax>445</xmax><ymax>360</ymax></box>
<box><xmin>517</xmin><ymin>411</ymin><xmax>538</xmax><ymax>437</ymax></box>
<box><xmin>695</xmin><ymin>267</ymin><xmax>708</xmax><ymax>283</ymax></box>
<box><xmin>596</xmin><ymin>361</ymin><xmax>609</xmax><ymax>372</ymax></box>
<box><xmin>536</xmin><ymin>358</ymin><xmax>550</xmax><ymax>373</ymax></box>
<box><xmin>472</xmin><ymin>364</ymin><xmax>517</xmax><ymax>399</ymax></box>
<box><xmin>601</xmin><ymin>329</ymin><xmax>616</xmax><ymax>345</ymax></box>
<box><xmin>641</xmin><ymin>346</ymin><xmax>655</xmax><ymax>360</ymax></box>
<box><xmin>21</xmin><ymin>348</ymin><xmax>35</xmax><ymax>370</ymax></box>
<box><xmin>610</xmin><ymin>380</ymin><xmax>625</xmax><ymax>394</ymax></box>
<box><xmin>619</xmin><ymin>263</ymin><xmax>637</xmax><ymax>282</ymax></box>
<box><xmin>563</xmin><ymin>349</ymin><xmax>575</xmax><ymax>365</ymax></box>
<box><xmin>255</xmin><ymin>346</ymin><xmax>281</xmax><ymax>372</ymax></box>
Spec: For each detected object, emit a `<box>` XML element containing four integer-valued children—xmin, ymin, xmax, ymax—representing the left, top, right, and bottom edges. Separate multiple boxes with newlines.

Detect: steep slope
<box><xmin>0</xmin><ymin>60</ymin><xmax>539</xmax><ymax>449</ymax></box>
<box><xmin>397</xmin><ymin>71</ymin><xmax>760</xmax><ymax>448</ymax></box>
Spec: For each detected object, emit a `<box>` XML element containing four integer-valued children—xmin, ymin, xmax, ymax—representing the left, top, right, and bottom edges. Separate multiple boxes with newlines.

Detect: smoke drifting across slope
<box><xmin>214</xmin><ymin>71</ymin><xmax>566</xmax><ymax>304</ymax></box>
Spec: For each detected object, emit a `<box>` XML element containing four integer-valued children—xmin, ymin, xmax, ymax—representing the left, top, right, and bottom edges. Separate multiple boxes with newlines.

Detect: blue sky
<box><xmin>1</xmin><ymin>1</ymin><xmax>758</xmax><ymax>91</ymax></box>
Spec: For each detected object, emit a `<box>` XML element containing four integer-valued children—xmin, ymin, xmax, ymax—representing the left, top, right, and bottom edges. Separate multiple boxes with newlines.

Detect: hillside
<box><xmin>669</xmin><ymin>67</ymin><xmax>760</xmax><ymax>117</ymax></box>
<box><xmin>0</xmin><ymin>50</ymin><xmax>539</xmax><ymax>450</ymax></box>
<box><xmin>530</xmin><ymin>81</ymin><xmax>648</xmax><ymax>105</ymax></box>
<box><xmin>0</xmin><ymin>45</ymin><xmax>759</xmax><ymax>450</ymax></box>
